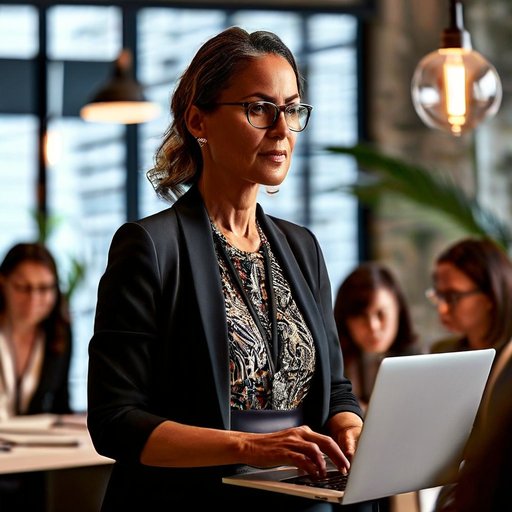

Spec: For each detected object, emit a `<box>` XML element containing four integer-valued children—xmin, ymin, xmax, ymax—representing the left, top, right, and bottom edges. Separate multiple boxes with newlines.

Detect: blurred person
<box><xmin>0</xmin><ymin>242</ymin><xmax>72</xmax><ymax>418</ymax></box>
<box><xmin>87</xmin><ymin>27</ymin><xmax>371</xmax><ymax>512</ymax></box>
<box><xmin>334</xmin><ymin>262</ymin><xmax>419</xmax><ymax>410</ymax></box>
<box><xmin>449</xmin><ymin>338</ymin><xmax>512</xmax><ymax>511</ymax></box>
<box><xmin>334</xmin><ymin>262</ymin><xmax>420</xmax><ymax>512</ymax></box>
<box><xmin>427</xmin><ymin>237</ymin><xmax>512</xmax><ymax>512</ymax></box>
<box><xmin>427</xmin><ymin>237</ymin><xmax>512</xmax><ymax>354</ymax></box>
<box><xmin>433</xmin><ymin>333</ymin><xmax>512</xmax><ymax>512</ymax></box>
<box><xmin>0</xmin><ymin>241</ymin><xmax>72</xmax><ymax>511</ymax></box>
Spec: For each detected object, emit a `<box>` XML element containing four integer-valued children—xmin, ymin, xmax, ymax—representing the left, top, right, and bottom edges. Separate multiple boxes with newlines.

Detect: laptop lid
<box><xmin>222</xmin><ymin>349</ymin><xmax>495</xmax><ymax>505</ymax></box>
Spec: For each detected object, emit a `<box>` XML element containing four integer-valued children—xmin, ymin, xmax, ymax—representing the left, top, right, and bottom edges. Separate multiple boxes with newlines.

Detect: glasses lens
<box><xmin>426</xmin><ymin>288</ymin><xmax>480</xmax><ymax>307</ymax></box>
<box><xmin>247</xmin><ymin>102</ymin><xmax>278</xmax><ymax>129</ymax></box>
<box><xmin>285</xmin><ymin>104</ymin><xmax>311</xmax><ymax>131</ymax></box>
<box><xmin>426</xmin><ymin>288</ymin><xmax>455</xmax><ymax>307</ymax></box>
<box><xmin>11</xmin><ymin>282</ymin><xmax>57</xmax><ymax>295</ymax></box>
<box><xmin>246</xmin><ymin>102</ymin><xmax>311</xmax><ymax>131</ymax></box>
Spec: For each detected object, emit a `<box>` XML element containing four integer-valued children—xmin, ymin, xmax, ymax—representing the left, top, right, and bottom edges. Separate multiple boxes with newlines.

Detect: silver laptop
<box><xmin>223</xmin><ymin>349</ymin><xmax>495</xmax><ymax>505</ymax></box>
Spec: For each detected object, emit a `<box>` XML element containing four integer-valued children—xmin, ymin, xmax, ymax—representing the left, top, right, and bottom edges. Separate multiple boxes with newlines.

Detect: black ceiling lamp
<box><xmin>80</xmin><ymin>49</ymin><xmax>160</xmax><ymax>125</ymax></box>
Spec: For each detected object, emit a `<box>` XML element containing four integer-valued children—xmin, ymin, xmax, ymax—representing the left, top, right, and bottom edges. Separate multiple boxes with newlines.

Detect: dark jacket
<box><xmin>26</xmin><ymin>325</ymin><xmax>72</xmax><ymax>415</ymax></box>
<box><xmin>453</xmin><ymin>343</ymin><xmax>512</xmax><ymax>511</ymax></box>
<box><xmin>0</xmin><ymin>326</ymin><xmax>71</xmax><ymax>511</ymax></box>
<box><xmin>87</xmin><ymin>185</ymin><xmax>362</xmax><ymax>509</ymax></box>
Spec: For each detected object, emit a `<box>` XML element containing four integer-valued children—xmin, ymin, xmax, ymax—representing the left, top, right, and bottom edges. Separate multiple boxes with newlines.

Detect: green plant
<box><xmin>325</xmin><ymin>144</ymin><xmax>512</xmax><ymax>251</ymax></box>
<box><xmin>33</xmin><ymin>209</ymin><xmax>86</xmax><ymax>301</ymax></box>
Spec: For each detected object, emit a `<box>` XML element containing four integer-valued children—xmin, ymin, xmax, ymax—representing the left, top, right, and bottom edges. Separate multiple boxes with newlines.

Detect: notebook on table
<box><xmin>223</xmin><ymin>349</ymin><xmax>495</xmax><ymax>505</ymax></box>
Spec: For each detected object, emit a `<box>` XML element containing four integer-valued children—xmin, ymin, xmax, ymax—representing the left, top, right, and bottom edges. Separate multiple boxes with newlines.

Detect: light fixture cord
<box><xmin>117</xmin><ymin>50</ymin><xmax>132</xmax><ymax>73</ymax></box>
<box><xmin>448</xmin><ymin>0</ymin><xmax>464</xmax><ymax>31</ymax></box>
<box><xmin>442</xmin><ymin>0</ymin><xmax>471</xmax><ymax>49</ymax></box>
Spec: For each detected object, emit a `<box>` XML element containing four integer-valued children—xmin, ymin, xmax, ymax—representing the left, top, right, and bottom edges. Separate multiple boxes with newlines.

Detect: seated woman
<box><xmin>427</xmin><ymin>237</ymin><xmax>512</xmax><ymax>512</ymax></box>
<box><xmin>427</xmin><ymin>237</ymin><xmax>512</xmax><ymax>354</ymax></box>
<box><xmin>0</xmin><ymin>242</ymin><xmax>72</xmax><ymax>511</ymax></box>
<box><xmin>334</xmin><ymin>262</ymin><xmax>419</xmax><ymax>411</ymax></box>
<box><xmin>334</xmin><ymin>262</ymin><xmax>421</xmax><ymax>512</ymax></box>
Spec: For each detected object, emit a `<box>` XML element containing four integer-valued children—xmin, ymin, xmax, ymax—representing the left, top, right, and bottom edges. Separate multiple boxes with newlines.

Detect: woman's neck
<box><xmin>200</xmin><ymin>180</ymin><xmax>261</xmax><ymax>252</ymax></box>
<box><xmin>210</xmin><ymin>216</ymin><xmax>261</xmax><ymax>253</ymax></box>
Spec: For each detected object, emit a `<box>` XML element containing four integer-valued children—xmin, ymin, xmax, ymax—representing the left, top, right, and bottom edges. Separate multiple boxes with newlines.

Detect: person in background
<box><xmin>0</xmin><ymin>242</ymin><xmax>72</xmax><ymax>418</ymax></box>
<box><xmin>333</xmin><ymin>262</ymin><xmax>419</xmax><ymax>410</ymax></box>
<box><xmin>448</xmin><ymin>338</ymin><xmax>512</xmax><ymax>512</ymax></box>
<box><xmin>87</xmin><ymin>27</ymin><xmax>369</xmax><ymax>512</ymax></box>
<box><xmin>427</xmin><ymin>237</ymin><xmax>512</xmax><ymax>354</ymax></box>
<box><xmin>427</xmin><ymin>237</ymin><xmax>512</xmax><ymax>512</ymax></box>
<box><xmin>0</xmin><ymin>242</ymin><xmax>72</xmax><ymax>511</ymax></box>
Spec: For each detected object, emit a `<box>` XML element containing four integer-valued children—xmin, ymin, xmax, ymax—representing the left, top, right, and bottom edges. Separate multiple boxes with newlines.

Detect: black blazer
<box><xmin>26</xmin><ymin>327</ymin><xmax>72</xmax><ymax>415</ymax></box>
<box><xmin>451</xmin><ymin>345</ymin><xmax>512</xmax><ymax>512</ymax></box>
<box><xmin>87</xmin><ymin>185</ymin><xmax>362</xmax><ymax>509</ymax></box>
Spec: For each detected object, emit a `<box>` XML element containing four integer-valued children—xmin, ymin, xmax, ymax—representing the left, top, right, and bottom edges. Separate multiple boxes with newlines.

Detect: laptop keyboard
<box><xmin>282</xmin><ymin>470</ymin><xmax>348</xmax><ymax>491</ymax></box>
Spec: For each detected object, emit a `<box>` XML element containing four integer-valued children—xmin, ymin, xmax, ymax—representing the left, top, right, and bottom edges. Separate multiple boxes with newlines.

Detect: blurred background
<box><xmin>0</xmin><ymin>0</ymin><xmax>509</xmax><ymax>412</ymax></box>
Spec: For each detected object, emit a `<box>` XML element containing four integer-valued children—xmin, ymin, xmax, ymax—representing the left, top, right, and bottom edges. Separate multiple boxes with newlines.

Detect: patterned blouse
<box><xmin>211</xmin><ymin>221</ymin><xmax>316</xmax><ymax>411</ymax></box>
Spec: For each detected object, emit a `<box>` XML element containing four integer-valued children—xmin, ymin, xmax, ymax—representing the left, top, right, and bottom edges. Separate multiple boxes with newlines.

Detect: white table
<box><xmin>0</xmin><ymin>413</ymin><xmax>112</xmax><ymax>474</ymax></box>
<box><xmin>0</xmin><ymin>414</ymin><xmax>113</xmax><ymax>511</ymax></box>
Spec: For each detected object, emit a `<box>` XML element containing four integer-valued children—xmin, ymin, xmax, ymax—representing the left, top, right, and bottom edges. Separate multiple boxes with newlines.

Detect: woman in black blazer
<box><xmin>88</xmin><ymin>27</ymin><xmax>365</xmax><ymax>511</ymax></box>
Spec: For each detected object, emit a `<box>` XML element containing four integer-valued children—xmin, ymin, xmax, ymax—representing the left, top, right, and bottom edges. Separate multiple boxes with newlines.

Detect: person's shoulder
<box><xmin>137</xmin><ymin>206</ymin><xmax>176</xmax><ymax>230</ymax></box>
<box><xmin>429</xmin><ymin>336</ymin><xmax>466</xmax><ymax>354</ymax></box>
<box><xmin>135</xmin><ymin>185</ymin><xmax>198</xmax><ymax>232</ymax></box>
<box><xmin>391</xmin><ymin>341</ymin><xmax>423</xmax><ymax>356</ymax></box>
<box><xmin>268</xmin><ymin>214</ymin><xmax>300</xmax><ymax>229</ymax></box>
<box><xmin>267</xmin><ymin>214</ymin><xmax>315</xmax><ymax>240</ymax></box>
<box><xmin>266</xmin><ymin>216</ymin><xmax>321</xmax><ymax>263</ymax></box>
<box><xmin>108</xmin><ymin>207</ymin><xmax>178</xmax><ymax>256</ymax></box>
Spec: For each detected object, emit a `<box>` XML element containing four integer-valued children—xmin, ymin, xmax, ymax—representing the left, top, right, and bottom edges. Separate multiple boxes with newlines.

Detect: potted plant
<box><xmin>326</xmin><ymin>143</ymin><xmax>512</xmax><ymax>252</ymax></box>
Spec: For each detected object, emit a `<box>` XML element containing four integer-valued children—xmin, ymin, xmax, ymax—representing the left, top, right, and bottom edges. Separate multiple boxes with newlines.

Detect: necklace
<box><xmin>211</xmin><ymin>221</ymin><xmax>279</xmax><ymax>374</ymax></box>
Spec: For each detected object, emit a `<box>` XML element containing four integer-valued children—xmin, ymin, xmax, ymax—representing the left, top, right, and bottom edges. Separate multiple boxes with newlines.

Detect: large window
<box><xmin>0</xmin><ymin>2</ymin><xmax>364</xmax><ymax>411</ymax></box>
<box><xmin>0</xmin><ymin>5</ymin><xmax>38</xmax><ymax>249</ymax></box>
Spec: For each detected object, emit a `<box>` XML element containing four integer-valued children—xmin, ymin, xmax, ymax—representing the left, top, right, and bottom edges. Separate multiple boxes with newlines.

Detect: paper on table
<box><xmin>0</xmin><ymin>413</ymin><xmax>57</xmax><ymax>432</ymax></box>
<box><xmin>0</xmin><ymin>414</ymin><xmax>81</xmax><ymax>446</ymax></box>
<box><xmin>0</xmin><ymin>432</ymin><xmax>80</xmax><ymax>447</ymax></box>
<box><xmin>53</xmin><ymin>413</ymin><xmax>87</xmax><ymax>429</ymax></box>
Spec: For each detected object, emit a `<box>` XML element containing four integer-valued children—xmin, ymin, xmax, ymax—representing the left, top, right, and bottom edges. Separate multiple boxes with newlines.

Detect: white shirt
<box><xmin>0</xmin><ymin>328</ymin><xmax>44</xmax><ymax>420</ymax></box>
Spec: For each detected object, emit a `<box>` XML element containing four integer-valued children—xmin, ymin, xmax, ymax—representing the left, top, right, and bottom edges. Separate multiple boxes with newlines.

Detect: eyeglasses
<box><xmin>215</xmin><ymin>101</ymin><xmax>313</xmax><ymax>132</ymax></box>
<box><xmin>425</xmin><ymin>288</ymin><xmax>482</xmax><ymax>308</ymax></box>
<box><xmin>10</xmin><ymin>282</ymin><xmax>57</xmax><ymax>295</ymax></box>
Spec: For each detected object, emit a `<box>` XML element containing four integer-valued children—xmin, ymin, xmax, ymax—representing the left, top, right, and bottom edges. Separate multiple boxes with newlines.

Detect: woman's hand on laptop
<box><xmin>326</xmin><ymin>411</ymin><xmax>364</xmax><ymax>461</ymax></box>
<box><xmin>240</xmin><ymin>425</ymin><xmax>350</xmax><ymax>478</ymax></box>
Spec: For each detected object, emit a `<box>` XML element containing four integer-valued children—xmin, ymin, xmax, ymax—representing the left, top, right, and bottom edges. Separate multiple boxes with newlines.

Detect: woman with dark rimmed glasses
<box><xmin>87</xmin><ymin>27</ymin><xmax>371</xmax><ymax>512</ymax></box>
<box><xmin>0</xmin><ymin>242</ymin><xmax>72</xmax><ymax>511</ymax></box>
<box><xmin>427</xmin><ymin>237</ymin><xmax>512</xmax><ymax>354</ymax></box>
<box><xmin>428</xmin><ymin>246</ymin><xmax>512</xmax><ymax>511</ymax></box>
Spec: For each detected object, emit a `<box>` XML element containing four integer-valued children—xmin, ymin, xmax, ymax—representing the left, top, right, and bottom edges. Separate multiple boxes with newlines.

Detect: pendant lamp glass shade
<box><xmin>80</xmin><ymin>49</ymin><xmax>160</xmax><ymax>124</ymax></box>
<box><xmin>411</xmin><ymin>0</ymin><xmax>502</xmax><ymax>136</ymax></box>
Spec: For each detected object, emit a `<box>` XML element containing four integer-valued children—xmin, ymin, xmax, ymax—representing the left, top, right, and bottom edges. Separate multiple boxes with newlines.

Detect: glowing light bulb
<box><xmin>444</xmin><ymin>52</ymin><xmax>466</xmax><ymax>132</ymax></box>
<box><xmin>411</xmin><ymin>0</ymin><xmax>501</xmax><ymax>136</ymax></box>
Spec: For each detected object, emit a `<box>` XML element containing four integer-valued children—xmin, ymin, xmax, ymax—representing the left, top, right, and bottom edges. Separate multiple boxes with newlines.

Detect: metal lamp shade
<box><xmin>80</xmin><ymin>50</ymin><xmax>160</xmax><ymax>124</ymax></box>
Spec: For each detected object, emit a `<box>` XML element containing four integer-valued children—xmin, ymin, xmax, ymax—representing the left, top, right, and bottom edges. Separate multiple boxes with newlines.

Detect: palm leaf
<box><xmin>64</xmin><ymin>256</ymin><xmax>87</xmax><ymax>302</ymax></box>
<box><xmin>326</xmin><ymin>144</ymin><xmax>512</xmax><ymax>251</ymax></box>
<box><xmin>31</xmin><ymin>210</ymin><xmax>86</xmax><ymax>300</ymax></box>
<box><xmin>32</xmin><ymin>209</ymin><xmax>62</xmax><ymax>244</ymax></box>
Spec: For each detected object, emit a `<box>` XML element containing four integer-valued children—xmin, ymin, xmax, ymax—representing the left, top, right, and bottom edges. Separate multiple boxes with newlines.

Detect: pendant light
<box><xmin>411</xmin><ymin>0</ymin><xmax>502</xmax><ymax>136</ymax></box>
<box><xmin>80</xmin><ymin>49</ymin><xmax>160</xmax><ymax>124</ymax></box>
